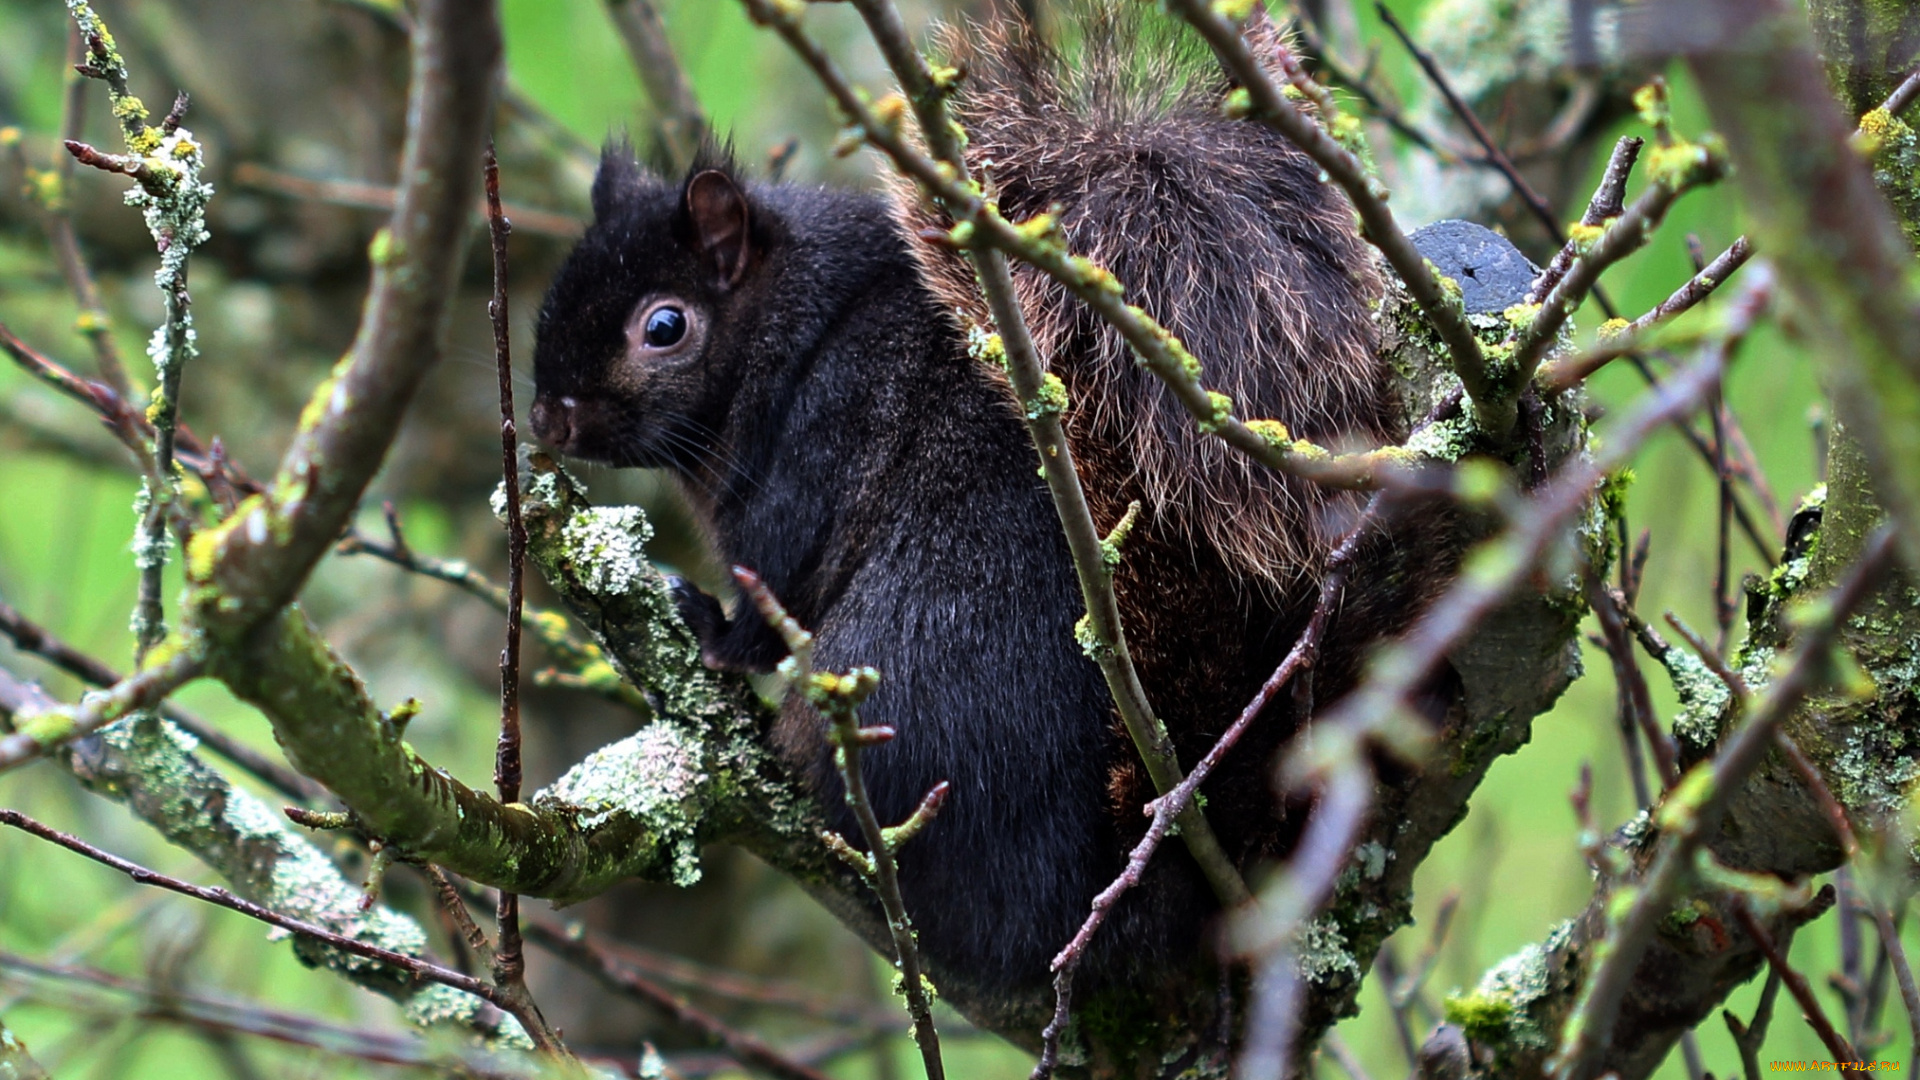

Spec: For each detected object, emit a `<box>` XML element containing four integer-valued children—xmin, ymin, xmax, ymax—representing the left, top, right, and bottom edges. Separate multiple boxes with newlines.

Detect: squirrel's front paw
<box><xmin>667</xmin><ymin>575</ymin><xmax>787</xmax><ymax>673</ymax></box>
<box><xmin>668</xmin><ymin>575</ymin><xmax>727</xmax><ymax>645</ymax></box>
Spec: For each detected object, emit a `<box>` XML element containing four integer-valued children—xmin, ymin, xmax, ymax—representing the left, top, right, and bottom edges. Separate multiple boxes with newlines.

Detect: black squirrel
<box><xmin>529</xmin><ymin>9</ymin><xmax>1445</xmax><ymax>1008</ymax></box>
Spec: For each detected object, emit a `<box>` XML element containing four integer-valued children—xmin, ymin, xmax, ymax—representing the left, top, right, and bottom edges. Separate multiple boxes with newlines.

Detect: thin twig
<box><xmin>1731</xmin><ymin>901</ymin><xmax>1861</xmax><ymax>1065</ymax></box>
<box><xmin>480</xmin><ymin>141</ymin><xmax>563</xmax><ymax>1060</ymax></box>
<box><xmin>1505</xmin><ymin>149</ymin><xmax>1729</xmax><ymax>402</ymax></box>
<box><xmin>1237</xmin><ymin>761</ymin><xmax>1374</xmax><ymax>1079</ymax></box>
<box><xmin>1031</xmin><ymin>498</ymin><xmax>1378</xmax><ymax>1080</ymax></box>
<box><xmin>1881</xmin><ymin>63</ymin><xmax>1920</xmax><ymax>118</ymax></box>
<box><xmin>735</xmin><ymin>569</ymin><xmax>947</xmax><ymax>1080</ymax></box>
<box><xmin>230</xmin><ymin>162</ymin><xmax>582</xmax><ymax>239</ymax></box>
<box><xmin>0</xmin><ymin>648</ymin><xmax>204</xmax><ymax>773</ymax></box>
<box><xmin>0</xmin><ymin>810</ymin><xmax>521</xmax><ymax>1016</ymax></box>
<box><xmin>1551</xmin><ymin>527</ymin><xmax>1897</xmax><ymax>1079</ymax></box>
<box><xmin>1724</xmin><ymin>961</ymin><xmax>1784</xmax><ymax>1080</ymax></box>
<box><xmin>1866</xmin><ymin>898</ymin><xmax>1920</xmax><ymax>1061</ymax></box>
<box><xmin>1537</xmin><ymin>237</ymin><xmax>1755</xmax><ymax>392</ymax></box>
<box><xmin>0</xmin><ymin>321</ymin><xmax>153</xmax><ymax>472</ymax></box>
<box><xmin>1372</xmin><ymin>945</ymin><xmax>1421</xmax><ymax>1069</ymax></box>
<box><xmin>516</xmin><ymin>917</ymin><xmax>839</xmax><ymax>1080</ymax></box>
<box><xmin>1531</xmin><ymin>136</ymin><xmax>1640</xmax><ymax>309</ymax></box>
<box><xmin>1286</xmin><ymin>9</ymin><xmax>1468</xmax><ymax>163</ymax></box>
<box><xmin>1587</xmin><ymin>581</ymin><xmax>1665</xmax><ymax>801</ymax></box>
<box><xmin>0</xmin><ymin>594</ymin><xmax>324</xmax><ymax>802</ymax></box>
<box><xmin>1709</xmin><ymin>387</ymin><xmax>1736</xmax><ymax>656</ymax></box>
<box><xmin>1374</xmin><ymin>4</ymin><xmax>1570</xmax><ymax>253</ymax></box>
<box><xmin>42</xmin><ymin>25</ymin><xmax>134</xmax><ymax>400</ymax></box>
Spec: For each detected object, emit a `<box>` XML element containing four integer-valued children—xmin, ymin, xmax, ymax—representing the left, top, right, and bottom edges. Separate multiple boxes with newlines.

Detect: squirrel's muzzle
<box><xmin>529</xmin><ymin>395</ymin><xmax>577</xmax><ymax>452</ymax></box>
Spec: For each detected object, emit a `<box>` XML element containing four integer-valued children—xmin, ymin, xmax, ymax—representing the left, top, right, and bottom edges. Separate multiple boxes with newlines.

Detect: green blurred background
<box><xmin>0</xmin><ymin>0</ymin><xmax>1902</xmax><ymax>1076</ymax></box>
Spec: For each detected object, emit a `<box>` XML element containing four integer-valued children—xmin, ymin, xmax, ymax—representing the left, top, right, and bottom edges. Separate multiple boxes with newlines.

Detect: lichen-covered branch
<box><xmin>0</xmin><ymin>645</ymin><xmax>203</xmax><ymax>773</ymax></box>
<box><xmin>1277</xmin><ymin>287</ymin><xmax>1758</xmax><ymax>1054</ymax></box>
<box><xmin>0</xmin><ymin>594</ymin><xmax>323</xmax><ymax>801</ymax></box>
<box><xmin>1552</xmin><ymin>532</ymin><xmax>1893</xmax><ymax>1079</ymax></box>
<box><xmin>60</xmin><ymin>4</ymin><xmax>215</xmax><ymax>659</ymax></box>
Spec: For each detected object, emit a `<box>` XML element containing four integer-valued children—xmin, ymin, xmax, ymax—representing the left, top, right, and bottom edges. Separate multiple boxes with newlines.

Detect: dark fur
<box><xmin>531</xmin><ymin>12</ymin><xmax>1439</xmax><ymax>1001</ymax></box>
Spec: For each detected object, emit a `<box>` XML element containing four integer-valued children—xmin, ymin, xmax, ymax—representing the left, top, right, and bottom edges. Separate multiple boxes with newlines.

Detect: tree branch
<box><xmin>185</xmin><ymin>0</ymin><xmax>502</xmax><ymax>633</ymax></box>
<box><xmin>603</xmin><ymin>0</ymin><xmax>708</xmax><ymax>172</ymax></box>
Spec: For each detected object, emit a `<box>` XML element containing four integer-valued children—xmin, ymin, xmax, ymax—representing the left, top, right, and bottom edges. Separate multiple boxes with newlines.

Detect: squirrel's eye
<box><xmin>644</xmin><ymin>306</ymin><xmax>688</xmax><ymax>348</ymax></box>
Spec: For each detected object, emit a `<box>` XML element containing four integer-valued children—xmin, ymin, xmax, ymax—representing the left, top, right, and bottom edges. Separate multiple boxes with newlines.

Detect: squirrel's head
<box><xmin>531</xmin><ymin>144</ymin><xmax>768</xmax><ymax>470</ymax></box>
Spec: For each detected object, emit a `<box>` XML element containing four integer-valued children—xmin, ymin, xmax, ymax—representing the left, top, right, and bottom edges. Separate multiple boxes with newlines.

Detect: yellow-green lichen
<box><xmin>1199</xmin><ymin>390</ymin><xmax>1234</xmax><ymax>433</ymax></box>
<box><xmin>1026</xmin><ymin>373</ymin><xmax>1068</xmax><ymax>420</ymax></box>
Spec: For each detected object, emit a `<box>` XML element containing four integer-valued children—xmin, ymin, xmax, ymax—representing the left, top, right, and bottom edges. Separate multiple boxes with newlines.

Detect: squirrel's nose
<box><xmin>530</xmin><ymin>396</ymin><xmax>577</xmax><ymax>449</ymax></box>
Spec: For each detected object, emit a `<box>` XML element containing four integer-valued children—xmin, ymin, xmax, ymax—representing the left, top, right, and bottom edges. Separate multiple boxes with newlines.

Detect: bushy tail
<box><xmin>892</xmin><ymin>3</ymin><xmax>1391</xmax><ymax>588</ymax></box>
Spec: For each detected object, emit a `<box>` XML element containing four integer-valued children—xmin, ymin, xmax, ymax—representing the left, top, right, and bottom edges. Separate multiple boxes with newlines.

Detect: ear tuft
<box><xmin>685</xmin><ymin>169</ymin><xmax>753</xmax><ymax>289</ymax></box>
<box><xmin>591</xmin><ymin>141</ymin><xmax>642</xmax><ymax>220</ymax></box>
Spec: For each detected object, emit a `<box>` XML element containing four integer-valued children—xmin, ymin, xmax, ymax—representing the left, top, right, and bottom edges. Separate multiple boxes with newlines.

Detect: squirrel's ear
<box><xmin>591</xmin><ymin>145</ymin><xmax>642</xmax><ymax>220</ymax></box>
<box><xmin>686</xmin><ymin>169</ymin><xmax>753</xmax><ymax>290</ymax></box>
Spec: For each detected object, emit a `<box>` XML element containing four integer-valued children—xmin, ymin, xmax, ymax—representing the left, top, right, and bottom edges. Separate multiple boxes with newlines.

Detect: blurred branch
<box><xmin>1285</xmin><ymin>9</ymin><xmax>1470</xmax><ymax>163</ymax></box>
<box><xmin>1683</xmin><ymin>0</ymin><xmax>1920</xmax><ymax>569</ymax></box>
<box><xmin>604</xmin><ymin>0</ymin><xmax>709</xmax><ymax>172</ymax></box>
<box><xmin>0</xmin><ymin>952</ymin><xmax>555</xmax><ymax>1079</ymax></box>
<box><xmin>518</xmin><ymin>916</ymin><xmax>837</xmax><ymax>1080</ymax></box>
<box><xmin>0</xmin><ymin>810</ymin><xmax>526</xmax><ymax>1017</ymax></box>
<box><xmin>231</xmin><ymin>162</ymin><xmax>583</xmax><ymax>240</ymax></box>
<box><xmin>38</xmin><ymin>26</ymin><xmax>134</xmax><ymax>401</ymax></box>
